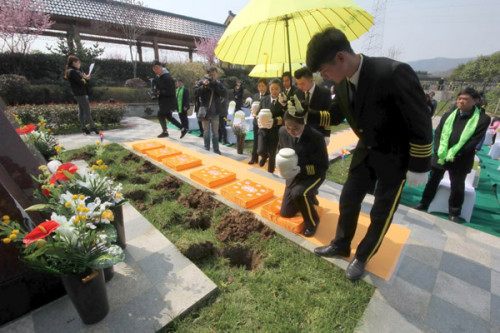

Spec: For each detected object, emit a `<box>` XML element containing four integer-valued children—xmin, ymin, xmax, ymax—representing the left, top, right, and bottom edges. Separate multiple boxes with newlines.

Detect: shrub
<box><xmin>0</xmin><ymin>74</ymin><xmax>30</xmax><ymax>104</ymax></box>
<box><xmin>6</xmin><ymin>103</ymin><xmax>126</xmax><ymax>129</ymax></box>
<box><xmin>124</xmin><ymin>78</ymin><xmax>147</xmax><ymax>88</ymax></box>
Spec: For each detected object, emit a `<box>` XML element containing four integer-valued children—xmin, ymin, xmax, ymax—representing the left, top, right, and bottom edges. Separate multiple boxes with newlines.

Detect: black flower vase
<box><xmin>60</xmin><ymin>270</ymin><xmax>109</xmax><ymax>325</ymax></box>
<box><xmin>103</xmin><ymin>266</ymin><xmax>114</xmax><ymax>282</ymax></box>
<box><xmin>111</xmin><ymin>205</ymin><xmax>126</xmax><ymax>249</ymax></box>
<box><xmin>237</xmin><ymin>136</ymin><xmax>245</xmax><ymax>154</ymax></box>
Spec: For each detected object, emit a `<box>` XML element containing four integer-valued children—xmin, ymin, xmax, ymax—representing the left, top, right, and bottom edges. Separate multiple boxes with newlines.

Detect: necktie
<box><xmin>305</xmin><ymin>91</ymin><xmax>310</xmax><ymax>105</ymax></box>
<box><xmin>294</xmin><ymin>137</ymin><xmax>299</xmax><ymax>148</ymax></box>
<box><xmin>272</xmin><ymin>99</ymin><xmax>276</xmax><ymax>105</ymax></box>
<box><xmin>349</xmin><ymin>81</ymin><xmax>356</xmax><ymax>110</ymax></box>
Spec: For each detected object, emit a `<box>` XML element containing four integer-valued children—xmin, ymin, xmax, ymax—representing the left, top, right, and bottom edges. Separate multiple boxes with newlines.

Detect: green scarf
<box><xmin>437</xmin><ymin>106</ymin><xmax>480</xmax><ymax>165</ymax></box>
<box><xmin>176</xmin><ymin>86</ymin><xmax>184</xmax><ymax>113</ymax></box>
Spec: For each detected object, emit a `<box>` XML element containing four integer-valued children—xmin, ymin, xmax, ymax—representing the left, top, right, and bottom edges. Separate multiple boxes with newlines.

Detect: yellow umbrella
<box><xmin>249</xmin><ymin>62</ymin><xmax>304</xmax><ymax>78</ymax></box>
<box><xmin>215</xmin><ymin>0</ymin><xmax>373</xmax><ymax>74</ymax></box>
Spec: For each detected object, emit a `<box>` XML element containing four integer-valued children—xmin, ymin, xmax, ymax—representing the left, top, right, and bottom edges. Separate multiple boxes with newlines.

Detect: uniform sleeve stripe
<box><xmin>410</xmin><ymin>142</ymin><xmax>433</xmax><ymax>148</ymax></box>
<box><xmin>410</xmin><ymin>152</ymin><xmax>432</xmax><ymax>158</ymax></box>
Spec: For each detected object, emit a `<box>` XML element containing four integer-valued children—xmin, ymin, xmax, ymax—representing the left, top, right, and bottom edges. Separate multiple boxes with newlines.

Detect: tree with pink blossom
<box><xmin>0</xmin><ymin>0</ymin><xmax>53</xmax><ymax>54</ymax></box>
<box><xmin>194</xmin><ymin>37</ymin><xmax>219</xmax><ymax>66</ymax></box>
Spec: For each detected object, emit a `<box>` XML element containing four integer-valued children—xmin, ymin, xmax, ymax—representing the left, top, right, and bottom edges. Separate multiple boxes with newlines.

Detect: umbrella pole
<box><xmin>284</xmin><ymin>16</ymin><xmax>292</xmax><ymax>76</ymax></box>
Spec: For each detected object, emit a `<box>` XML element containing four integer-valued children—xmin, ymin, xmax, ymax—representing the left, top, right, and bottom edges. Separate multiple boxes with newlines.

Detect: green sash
<box><xmin>437</xmin><ymin>107</ymin><xmax>480</xmax><ymax>165</ymax></box>
<box><xmin>176</xmin><ymin>86</ymin><xmax>184</xmax><ymax>113</ymax></box>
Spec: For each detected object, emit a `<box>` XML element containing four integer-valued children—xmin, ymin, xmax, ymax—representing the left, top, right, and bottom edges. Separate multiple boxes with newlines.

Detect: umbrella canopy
<box><xmin>215</xmin><ymin>0</ymin><xmax>373</xmax><ymax>68</ymax></box>
<box><xmin>249</xmin><ymin>62</ymin><xmax>304</xmax><ymax>78</ymax></box>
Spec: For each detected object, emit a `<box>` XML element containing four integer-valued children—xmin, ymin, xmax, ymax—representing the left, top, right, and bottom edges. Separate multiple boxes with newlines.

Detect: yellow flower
<box><xmin>96</xmin><ymin>160</ymin><xmax>103</xmax><ymax>165</ymax></box>
<box><xmin>65</xmin><ymin>202</ymin><xmax>72</xmax><ymax>208</ymax></box>
<box><xmin>3</xmin><ymin>238</ymin><xmax>11</xmax><ymax>244</ymax></box>
<box><xmin>55</xmin><ymin>146</ymin><xmax>61</xmax><ymax>152</ymax></box>
<box><xmin>9</xmin><ymin>234</ymin><xmax>17</xmax><ymax>239</ymax></box>
<box><xmin>80</xmin><ymin>215</ymin><xmax>87</xmax><ymax>221</ymax></box>
<box><xmin>79</xmin><ymin>195</ymin><xmax>85</xmax><ymax>200</ymax></box>
<box><xmin>96</xmin><ymin>142</ymin><xmax>100</xmax><ymax>145</ymax></box>
<box><xmin>12</xmin><ymin>229</ymin><xmax>19</xmax><ymax>234</ymax></box>
<box><xmin>2</xmin><ymin>215</ymin><xmax>9</xmax><ymax>221</ymax></box>
<box><xmin>103</xmin><ymin>143</ymin><xmax>108</xmax><ymax>146</ymax></box>
<box><xmin>72</xmin><ymin>194</ymin><xmax>78</xmax><ymax>200</ymax></box>
<box><xmin>47</xmin><ymin>129</ymin><xmax>52</xmax><ymax>133</ymax></box>
<box><xmin>36</xmin><ymin>239</ymin><xmax>47</xmax><ymax>248</ymax></box>
<box><xmin>74</xmin><ymin>216</ymin><xmax>80</xmax><ymax>224</ymax></box>
<box><xmin>13</xmin><ymin>114</ymin><xmax>18</xmax><ymax>118</ymax></box>
<box><xmin>3</xmin><ymin>220</ymin><xmax>10</xmax><ymax>225</ymax></box>
<box><xmin>115</xmin><ymin>193</ymin><xmax>122</xmax><ymax>199</ymax></box>
<box><xmin>91</xmin><ymin>165</ymin><xmax>97</xmax><ymax>170</ymax></box>
<box><xmin>101</xmin><ymin>209</ymin><xmax>114</xmax><ymax>221</ymax></box>
<box><xmin>83</xmin><ymin>207</ymin><xmax>90</xmax><ymax>213</ymax></box>
<box><xmin>37</xmin><ymin>122</ymin><xmax>41</xmax><ymax>126</ymax></box>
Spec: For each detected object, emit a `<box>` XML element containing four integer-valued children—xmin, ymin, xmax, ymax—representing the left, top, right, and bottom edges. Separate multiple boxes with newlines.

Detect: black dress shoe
<box><xmin>448</xmin><ymin>214</ymin><xmax>460</xmax><ymax>223</ymax></box>
<box><xmin>303</xmin><ymin>223</ymin><xmax>319</xmax><ymax>237</ymax></box>
<box><xmin>158</xmin><ymin>132</ymin><xmax>169</xmax><ymax>138</ymax></box>
<box><xmin>92</xmin><ymin>128</ymin><xmax>99</xmax><ymax>135</ymax></box>
<box><xmin>180</xmin><ymin>128</ymin><xmax>188</xmax><ymax>138</ymax></box>
<box><xmin>214</xmin><ymin>150</ymin><xmax>222</xmax><ymax>155</ymax></box>
<box><xmin>248</xmin><ymin>158</ymin><xmax>257</xmax><ymax>165</ymax></box>
<box><xmin>259</xmin><ymin>156</ymin><xmax>268</xmax><ymax>167</ymax></box>
<box><xmin>314</xmin><ymin>245</ymin><xmax>350</xmax><ymax>257</ymax></box>
<box><xmin>312</xmin><ymin>196</ymin><xmax>319</xmax><ymax>206</ymax></box>
<box><xmin>413</xmin><ymin>202</ymin><xmax>428</xmax><ymax>211</ymax></box>
<box><xmin>346</xmin><ymin>258</ymin><xmax>366</xmax><ymax>281</ymax></box>
<box><xmin>82</xmin><ymin>128</ymin><xmax>90</xmax><ymax>135</ymax></box>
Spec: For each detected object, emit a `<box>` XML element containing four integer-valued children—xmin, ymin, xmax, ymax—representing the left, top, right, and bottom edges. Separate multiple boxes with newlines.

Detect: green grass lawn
<box><xmin>60</xmin><ymin>143</ymin><xmax>374</xmax><ymax>332</ymax></box>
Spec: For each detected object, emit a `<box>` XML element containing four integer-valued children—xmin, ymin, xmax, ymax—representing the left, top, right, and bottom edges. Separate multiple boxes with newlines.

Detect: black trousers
<box><xmin>332</xmin><ymin>153</ymin><xmax>406</xmax><ymax>263</ymax></box>
<box><xmin>420</xmin><ymin>167</ymin><xmax>468</xmax><ymax>216</ymax></box>
<box><xmin>281</xmin><ymin>175</ymin><xmax>325</xmax><ymax>230</ymax></box>
<box><xmin>218</xmin><ymin>116</ymin><xmax>227</xmax><ymax>142</ymax></box>
<box><xmin>257</xmin><ymin>127</ymin><xmax>279</xmax><ymax>172</ymax></box>
<box><xmin>250</xmin><ymin>119</ymin><xmax>259</xmax><ymax>160</ymax></box>
<box><xmin>158</xmin><ymin>108</ymin><xmax>183</xmax><ymax>132</ymax></box>
<box><xmin>178</xmin><ymin>111</ymin><xmax>189</xmax><ymax>130</ymax></box>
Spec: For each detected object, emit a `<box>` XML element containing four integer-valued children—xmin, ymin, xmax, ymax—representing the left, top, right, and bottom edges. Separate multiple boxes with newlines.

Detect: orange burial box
<box><xmin>221</xmin><ymin>179</ymin><xmax>274</xmax><ymax>208</ymax></box>
<box><xmin>162</xmin><ymin>154</ymin><xmax>202</xmax><ymax>171</ymax></box>
<box><xmin>146</xmin><ymin>147</ymin><xmax>181</xmax><ymax>161</ymax></box>
<box><xmin>132</xmin><ymin>141</ymin><xmax>165</xmax><ymax>154</ymax></box>
<box><xmin>190</xmin><ymin>166</ymin><xmax>236</xmax><ymax>188</ymax></box>
<box><xmin>261</xmin><ymin>199</ymin><xmax>323</xmax><ymax>234</ymax></box>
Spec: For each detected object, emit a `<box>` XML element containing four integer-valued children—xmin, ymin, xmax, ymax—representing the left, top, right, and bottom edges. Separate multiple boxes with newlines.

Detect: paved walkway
<box><xmin>3</xmin><ymin>117</ymin><xmax>499</xmax><ymax>332</ymax></box>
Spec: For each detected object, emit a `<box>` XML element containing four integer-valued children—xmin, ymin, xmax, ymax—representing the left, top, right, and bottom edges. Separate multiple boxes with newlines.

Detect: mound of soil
<box><xmin>130</xmin><ymin>176</ymin><xmax>149</xmax><ymax>184</ymax></box>
<box><xmin>186</xmin><ymin>212</ymin><xmax>211</xmax><ymax>230</ymax></box>
<box><xmin>153</xmin><ymin>176</ymin><xmax>183</xmax><ymax>191</ymax></box>
<box><xmin>216</xmin><ymin>210</ymin><xmax>274</xmax><ymax>243</ymax></box>
<box><xmin>219</xmin><ymin>244</ymin><xmax>262</xmax><ymax>270</ymax></box>
<box><xmin>123</xmin><ymin>189</ymin><xmax>147</xmax><ymax>201</ymax></box>
<box><xmin>121</xmin><ymin>152</ymin><xmax>141</xmax><ymax>163</ymax></box>
<box><xmin>182</xmin><ymin>241</ymin><xmax>216</xmax><ymax>262</ymax></box>
<box><xmin>134</xmin><ymin>200</ymin><xmax>146</xmax><ymax>211</ymax></box>
<box><xmin>113</xmin><ymin>172</ymin><xmax>128</xmax><ymax>181</ymax></box>
<box><xmin>179</xmin><ymin>189</ymin><xmax>221</xmax><ymax>211</ymax></box>
<box><xmin>70</xmin><ymin>151</ymin><xmax>94</xmax><ymax>161</ymax></box>
<box><xmin>137</xmin><ymin>161</ymin><xmax>161</xmax><ymax>174</ymax></box>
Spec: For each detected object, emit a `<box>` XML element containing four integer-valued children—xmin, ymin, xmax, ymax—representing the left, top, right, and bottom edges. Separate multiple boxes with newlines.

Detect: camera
<box><xmin>148</xmin><ymin>78</ymin><xmax>158</xmax><ymax>99</ymax></box>
<box><xmin>203</xmin><ymin>75</ymin><xmax>213</xmax><ymax>85</ymax></box>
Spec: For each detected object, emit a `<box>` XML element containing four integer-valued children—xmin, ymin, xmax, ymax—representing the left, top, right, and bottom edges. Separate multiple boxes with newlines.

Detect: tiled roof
<box><xmin>44</xmin><ymin>0</ymin><xmax>225</xmax><ymax>39</ymax></box>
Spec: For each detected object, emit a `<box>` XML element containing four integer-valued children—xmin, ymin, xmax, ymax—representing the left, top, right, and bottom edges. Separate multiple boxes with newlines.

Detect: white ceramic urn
<box><xmin>251</xmin><ymin>101</ymin><xmax>260</xmax><ymax>116</ymax></box>
<box><xmin>276</xmin><ymin>148</ymin><xmax>298</xmax><ymax>175</ymax></box>
<box><xmin>258</xmin><ymin>108</ymin><xmax>272</xmax><ymax>127</ymax></box>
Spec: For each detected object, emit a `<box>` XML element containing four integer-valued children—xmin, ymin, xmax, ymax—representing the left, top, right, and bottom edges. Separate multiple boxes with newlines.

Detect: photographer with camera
<box><xmin>196</xmin><ymin>67</ymin><xmax>226</xmax><ymax>154</ymax></box>
<box><xmin>152</xmin><ymin>60</ymin><xmax>188</xmax><ymax>138</ymax></box>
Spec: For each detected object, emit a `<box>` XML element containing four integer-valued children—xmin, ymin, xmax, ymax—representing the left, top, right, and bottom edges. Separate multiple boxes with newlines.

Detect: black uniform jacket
<box><xmin>156</xmin><ymin>71</ymin><xmax>178</xmax><ymax>112</ymax></box>
<box><xmin>279</xmin><ymin>125</ymin><xmax>329</xmax><ymax>179</ymax></box>
<box><xmin>329</xmin><ymin>55</ymin><xmax>433</xmax><ymax>173</ymax></box>
<box><xmin>296</xmin><ymin>85</ymin><xmax>332</xmax><ymax>137</ymax></box>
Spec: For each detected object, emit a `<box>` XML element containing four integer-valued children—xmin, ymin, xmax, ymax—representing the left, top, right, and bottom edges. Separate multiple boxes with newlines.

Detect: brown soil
<box><xmin>153</xmin><ymin>176</ymin><xmax>183</xmax><ymax>191</ymax></box>
<box><xmin>130</xmin><ymin>176</ymin><xmax>149</xmax><ymax>184</ymax></box>
<box><xmin>186</xmin><ymin>212</ymin><xmax>211</xmax><ymax>230</ymax></box>
<box><xmin>113</xmin><ymin>172</ymin><xmax>128</xmax><ymax>181</ymax></box>
<box><xmin>137</xmin><ymin>161</ymin><xmax>162</xmax><ymax>174</ymax></box>
<box><xmin>179</xmin><ymin>188</ymin><xmax>222</xmax><ymax>211</ymax></box>
<box><xmin>182</xmin><ymin>241</ymin><xmax>216</xmax><ymax>262</ymax></box>
<box><xmin>134</xmin><ymin>200</ymin><xmax>146</xmax><ymax>211</ymax></box>
<box><xmin>121</xmin><ymin>152</ymin><xmax>141</xmax><ymax>163</ymax></box>
<box><xmin>219</xmin><ymin>244</ymin><xmax>262</xmax><ymax>270</ymax></box>
<box><xmin>123</xmin><ymin>189</ymin><xmax>147</xmax><ymax>201</ymax></box>
<box><xmin>216</xmin><ymin>210</ymin><xmax>274</xmax><ymax>243</ymax></box>
<box><xmin>70</xmin><ymin>151</ymin><xmax>94</xmax><ymax>161</ymax></box>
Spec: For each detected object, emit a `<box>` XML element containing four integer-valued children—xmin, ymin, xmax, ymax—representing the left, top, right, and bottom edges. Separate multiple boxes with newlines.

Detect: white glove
<box><xmin>406</xmin><ymin>171</ymin><xmax>428</xmax><ymax>187</ymax></box>
<box><xmin>282</xmin><ymin>166</ymin><xmax>300</xmax><ymax>179</ymax></box>
<box><xmin>258</xmin><ymin>118</ymin><xmax>273</xmax><ymax>129</ymax></box>
<box><xmin>278</xmin><ymin>92</ymin><xmax>287</xmax><ymax>105</ymax></box>
<box><xmin>324</xmin><ymin>136</ymin><xmax>330</xmax><ymax>146</ymax></box>
<box><xmin>287</xmin><ymin>95</ymin><xmax>304</xmax><ymax>116</ymax></box>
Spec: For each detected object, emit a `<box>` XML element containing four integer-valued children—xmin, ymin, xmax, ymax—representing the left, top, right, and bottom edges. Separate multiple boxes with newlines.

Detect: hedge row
<box><xmin>7</xmin><ymin>103</ymin><xmax>126</xmax><ymax>129</ymax></box>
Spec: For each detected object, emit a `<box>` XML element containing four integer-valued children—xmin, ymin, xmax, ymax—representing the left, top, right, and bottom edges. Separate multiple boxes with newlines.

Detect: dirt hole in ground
<box><xmin>113</xmin><ymin>172</ymin><xmax>128</xmax><ymax>181</ymax></box>
<box><xmin>179</xmin><ymin>188</ymin><xmax>222</xmax><ymax>211</ymax></box>
<box><xmin>130</xmin><ymin>176</ymin><xmax>149</xmax><ymax>184</ymax></box>
<box><xmin>123</xmin><ymin>189</ymin><xmax>147</xmax><ymax>201</ymax></box>
<box><xmin>137</xmin><ymin>161</ymin><xmax>161</xmax><ymax>174</ymax></box>
<box><xmin>216</xmin><ymin>210</ymin><xmax>274</xmax><ymax>243</ymax></box>
<box><xmin>153</xmin><ymin>176</ymin><xmax>183</xmax><ymax>191</ymax></box>
<box><xmin>186</xmin><ymin>212</ymin><xmax>211</xmax><ymax>230</ymax></box>
<box><xmin>121</xmin><ymin>152</ymin><xmax>141</xmax><ymax>163</ymax></box>
<box><xmin>219</xmin><ymin>244</ymin><xmax>262</xmax><ymax>270</ymax></box>
<box><xmin>70</xmin><ymin>151</ymin><xmax>94</xmax><ymax>161</ymax></box>
<box><xmin>182</xmin><ymin>241</ymin><xmax>216</xmax><ymax>262</ymax></box>
<box><xmin>134</xmin><ymin>200</ymin><xmax>146</xmax><ymax>211</ymax></box>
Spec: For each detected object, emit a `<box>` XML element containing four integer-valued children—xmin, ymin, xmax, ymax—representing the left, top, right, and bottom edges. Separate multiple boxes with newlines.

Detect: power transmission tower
<box><xmin>363</xmin><ymin>0</ymin><xmax>387</xmax><ymax>55</ymax></box>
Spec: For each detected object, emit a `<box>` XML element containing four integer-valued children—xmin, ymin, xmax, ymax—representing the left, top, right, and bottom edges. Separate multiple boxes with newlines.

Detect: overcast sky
<box><xmin>141</xmin><ymin>0</ymin><xmax>500</xmax><ymax>62</ymax></box>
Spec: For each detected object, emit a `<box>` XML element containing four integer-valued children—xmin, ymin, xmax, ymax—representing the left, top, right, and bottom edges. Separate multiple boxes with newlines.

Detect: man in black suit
<box><xmin>257</xmin><ymin>79</ymin><xmax>285</xmax><ymax>173</ymax></box>
<box><xmin>152</xmin><ymin>60</ymin><xmax>187</xmax><ymax>138</ymax></box>
<box><xmin>249</xmin><ymin>78</ymin><xmax>269</xmax><ymax>165</ymax></box>
<box><xmin>307</xmin><ymin>28</ymin><xmax>433</xmax><ymax>280</ymax></box>
<box><xmin>414</xmin><ymin>88</ymin><xmax>490</xmax><ymax>222</ymax></box>
<box><xmin>281</xmin><ymin>71</ymin><xmax>297</xmax><ymax>101</ymax></box>
<box><xmin>294</xmin><ymin>67</ymin><xmax>332</xmax><ymax>143</ymax></box>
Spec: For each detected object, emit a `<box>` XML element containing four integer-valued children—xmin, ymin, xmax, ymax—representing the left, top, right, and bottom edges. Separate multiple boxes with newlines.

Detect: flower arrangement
<box><xmin>14</xmin><ymin>116</ymin><xmax>64</xmax><ymax>160</ymax></box>
<box><xmin>227</xmin><ymin>118</ymin><xmax>247</xmax><ymax>138</ymax></box>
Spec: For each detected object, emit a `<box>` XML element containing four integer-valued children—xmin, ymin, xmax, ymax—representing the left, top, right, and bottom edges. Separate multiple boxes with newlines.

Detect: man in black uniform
<box><xmin>307</xmin><ymin>28</ymin><xmax>433</xmax><ymax>280</ymax></box>
<box><xmin>152</xmin><ymin>60</ymin><xmax>187</xmax><ymax>138</ymax></box>
<box><xmin>414</xmin><ymin>88</ymin><xmax>490</xmax><ymax>222</ymax></box>
<box><xmin>294</xmin><ymin>67</ymin><xmax>332</xmax><ymax>144</ymax></box>
<box><xmin>281</xmin><ymin>71</ymin><xmax>297</xmax><ymax>101</ymax></box>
